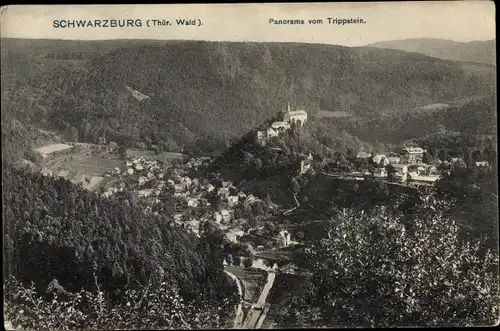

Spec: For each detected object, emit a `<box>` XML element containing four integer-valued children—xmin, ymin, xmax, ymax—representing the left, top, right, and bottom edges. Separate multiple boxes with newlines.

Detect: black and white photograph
<box><xmin>2</xmin><ymin>2</ymin><xmax>499</xmax><ymax>329</ymax></box>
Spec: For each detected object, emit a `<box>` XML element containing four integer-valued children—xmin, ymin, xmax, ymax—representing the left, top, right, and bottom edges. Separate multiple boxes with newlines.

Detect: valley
<box><xmin>2</xmin><ymin>36</ymin><xmax>498</xmax><ymax>330</ymax></box>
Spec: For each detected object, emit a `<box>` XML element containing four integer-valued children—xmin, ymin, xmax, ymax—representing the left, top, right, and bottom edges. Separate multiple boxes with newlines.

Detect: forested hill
<box><xmin>367</xmin><ymin>38</ymin><xmax>496</xmax><ymax>66</ymax></box>
<box><xmin>2</xmin><ymin>39</ymin><xmax>495</xmax><ymax>158</ymax></box>
<box><xmin>2</xmin><ymin>166</ymin><xmax>235</xmax><ymax>306</ymax></box>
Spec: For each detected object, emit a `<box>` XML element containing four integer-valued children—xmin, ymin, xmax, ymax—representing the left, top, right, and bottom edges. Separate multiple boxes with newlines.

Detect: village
<box><xmin>258</xmin><ymin>103</ymin><xmax>491</xmax><ymax>188</ymax></box>
<box><xmin>31</xmin><ymin>104</ymin><xmax>493</xmax><ymax>262</ymax></box>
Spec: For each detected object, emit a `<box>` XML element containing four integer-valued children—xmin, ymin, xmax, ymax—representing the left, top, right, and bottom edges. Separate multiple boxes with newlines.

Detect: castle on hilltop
<box><xmin>257</xmin><ymin>103</ymin><xmax>308</xmax><ymax>145</ymax></box>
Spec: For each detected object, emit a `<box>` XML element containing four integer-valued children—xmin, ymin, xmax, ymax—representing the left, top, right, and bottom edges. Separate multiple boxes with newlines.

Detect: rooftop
<box><xmin>271</xmin><ymin>121</ymin><xmax>291</xmax><ymax>129</ymax></box>
<box><xmin>404</xmin><ymin>146</ymin><xmax>425</xmax><ymax>154</ymax></box>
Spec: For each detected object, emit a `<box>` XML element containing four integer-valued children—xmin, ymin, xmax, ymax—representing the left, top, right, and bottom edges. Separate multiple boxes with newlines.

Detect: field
<box><xmin>41</xmin><ymin>150</ymin><xmax>126</xmax><ymax>191</ymax></box>
<box><xmin>225</xmin><ymin>266</ymin><xmax>266</xmax><ymax>302</ymax></box>
<box><xmin>35</xmin><ymin>143</ymin><xmax>73</xmax><ymax>155</ymax></box>
<box><xmin>63</xmin><ymin>155</ymin><xmax>124</xmax><ymax>176</ymax></box>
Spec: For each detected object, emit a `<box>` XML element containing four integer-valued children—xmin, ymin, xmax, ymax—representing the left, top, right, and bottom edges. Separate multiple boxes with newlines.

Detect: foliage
<box><xmin>334</xmin><ymin>94</ymin><xmax>496</xmax><ymax>144</ymax></box>
<box><xmin>278</xmin><ymin>195</ymin><xmax>500</xmax><ymax>327</ymax></box>
<box><xmin>4</xmin><ymin>274</ymin><xmax>236</xmax><ymax>330</ymax></box>
<box><xmin>1</xmin><ymin>110</ymin><xmax>58</xmax><ymax>166</ymax></box>
<box><xmin>2</xmin><ymin>39</ymin><xmax>494</xmax><ymax>163</ymax></box>
<box><xmin>436</xmin><ymin>162</ymin><xmax>498</xmax><ymax>242</ymax></box>
<box><xmin>3</xmin><ymin>166</ymin><xmax>236</xmax><ymax>311</ymax></box>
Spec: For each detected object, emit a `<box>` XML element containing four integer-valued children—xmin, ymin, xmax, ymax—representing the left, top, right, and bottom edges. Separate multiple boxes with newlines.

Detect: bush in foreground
<box><xmin>278</xmin><ymin>195</ymin><xmax>500</xmax><ymax>327</ymax></box>
<box><xmin>4</xmin><ymin>273</ymin><xmax>236</xmax><ymax>330</ymax></box>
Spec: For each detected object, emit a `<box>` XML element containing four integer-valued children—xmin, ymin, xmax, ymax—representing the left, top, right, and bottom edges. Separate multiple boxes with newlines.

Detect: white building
<box><xmin>391</xmin><ymin>164</ymin><xmax>408</xmax><ymax>182</ymax></box>
<box><xmin>227</xmin><ymin>195</ymin><xmax>239</xmax><ymax>207</ymax></box>
<box><xmin>138</xmin><ymin>176</ymin><xmax>147</xmax><ymax>185</ymax></box>
<box><xmin>283</xmin><ymin>102</ymin><xmax>308</xmax><ymax>126</ymax></box>
<box><xmin>401</xmin><ymin>146</ymin><xmax>426</xmax><ymax>164</ymax></box>
<box><xmin>57</xmin><ymin>170</ymin><xmax>69</xmax><ymax>179</ymax></box>
<box><xmin>300</xmin><ymin>153</ymin><xmax>313</xmax><ymax>174</ymax></box>
<box><xmin>137</xmin><ymin>189</ymin><xmax>153</xmax><ymax>197</ymax></box>
<box><xmin>267</xmin><ymin>121</ymin><xmax>291</xmax><ymax>138</ymax></box>
<box><xmin>226</xmin><ymin>229</ymin><xmax>245</xmax><ymax>243</ymax></box>
<box><xmin>218</xmin><ymin>187</ymin><xmax>229</xmax><ymax>197</ymax></box>
<box><xmin>221</xmin><ymin>209</ymin><xmax>231</xmax><ymax>223</ymax></box>
<box><xmin>387</xmin><ymin>156</ymin><xmax>401</xmax><ymax>164</ymax></box>
<box><xmin>356</xmin><ymin>151</ymin><xmax>371</xmax><ymax>159</ymax></box>
<box><xmin>409</xmin><ymin>174</ymin><xmax>441</xmax><ymax>186</ymax></box>
<box><xmin>174</xmin><ymin>184</ymin><xmax>184</xmax><ymax>193</ymax></box>
<box><xmin>245</xmin><ymin>194</ymin><xmax>256</xmax><ymax>205</ymax></box>
<box><xmin>256</xmin><ymin>131</ymin><xmax>267</xmax><ymax>145</ymax></box>
<box><xmin>373</xmin><ymin>154</ymin><xmax>390</xmax><ymax>166</ymax></box>
<box><xmin>277</xmin><ymin>230</ymin><xmax>291</xmax><ymax>248</ymax></box>
<box><xmin>182</xmin><ymin>176</ymin><xmax>192</xmax><ymax>189</ymax></box>
<box><xmin>187</xmin><ymin>198</ymin><xmax>200</xmax><ymax>208</ymax></box>
<box><xmin>373</xmin><ymin>168</ymin><xmax>387</xmax><ymax>178</ymax></box>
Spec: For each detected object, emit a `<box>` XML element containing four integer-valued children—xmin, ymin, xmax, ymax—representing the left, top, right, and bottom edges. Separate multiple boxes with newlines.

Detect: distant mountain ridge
<box><xmin>367</xmin><ymin>38</ymin><xmax>496</xmax><ymax>66</ymax></box>
<box><xmin>1</xmin><ymin>39</ymin><xmax>496</xmax><ymax>160</ymax></box>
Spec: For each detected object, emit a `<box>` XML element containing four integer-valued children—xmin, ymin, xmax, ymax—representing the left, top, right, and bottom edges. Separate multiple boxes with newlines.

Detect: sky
<box><xmin>0</xmin><ymin>2</ymin><xmax>495</xmax><ymax>46</ymax></box>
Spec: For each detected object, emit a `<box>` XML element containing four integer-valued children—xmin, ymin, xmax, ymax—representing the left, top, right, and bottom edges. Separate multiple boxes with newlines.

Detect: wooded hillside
<box><xmin>2</xmin><ymin>39</ymin><xmax>494</xmax><ymax>158</ymax></box>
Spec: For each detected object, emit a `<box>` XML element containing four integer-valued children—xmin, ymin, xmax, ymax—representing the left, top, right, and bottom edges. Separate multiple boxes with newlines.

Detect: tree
<box><xmin>422</xmin><ymin>152</ymin><xmax>432</xmax><ymax>164</ymax></box>
<box><xmin>264</xmin><ymin>222</ymin><xmax>277</xmax><ymax>236</ymax></box>
<box><xmin>118</xmin><ymin>146</ymin><xmax>127</xmax><ymax>160</ymax></box>
<box><xmin>70</xmin><ymin>126</ymin><xmax>79</xmax><ymax>142</ymax></box>
<box><xmin>243</xmin><ymin>258</ymin><xmax>253</xmax><ymax>269</ymax></box>
<box><xmin>279</xmin><ymin>195</ymin><xmax>499</xmax><ymax>328</ymax></box>
<box><xmin>226</xmin><ymin>254</ymin><xmax>234</xmax><ymax>266</ymax></box>
<box><xmin>290</xmin><ymin>177</ymin><xmax>301</xmax><ymax>194</ymax></box>
<box><xmin>438</xmin><ymin>149</ymin><xmax>448</xmax><ymax>162</ymax></box>
<box><xmin>295</xmin><ymin>231</ymin><xmax>305</xmax><ymax>241</ymax></box>
<box><xmin>233</xmin><ymin>256</ymin><xmax>241</xmax><ymax>267</ymax></box>
<box><xmin>436</xmin><ymin>124</ymin><xmax>447</xmax><ymax>135</ymax></box>
<box><xmin>386</xmin><ymin>164</ymin><xmax>396</xmax><ymax>182</ymax></box>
